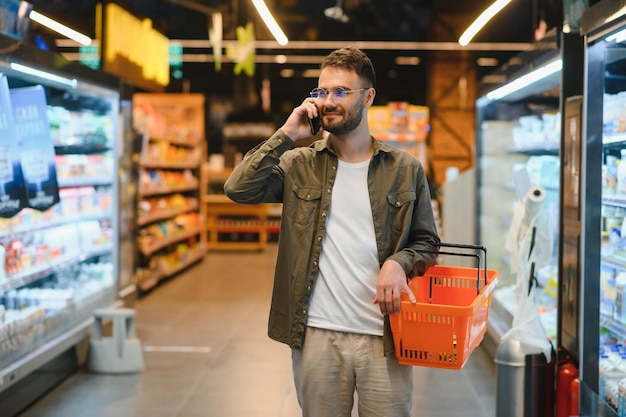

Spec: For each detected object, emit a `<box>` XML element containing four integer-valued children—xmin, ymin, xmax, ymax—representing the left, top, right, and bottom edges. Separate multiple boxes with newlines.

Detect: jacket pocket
<box><xmin>386</xmin><ymin>190</ymin><xmax>416</xmax><ymax>232</ymax></box>
<box><xmin>289</xmin><ymin>185</ymin><xmax>323</xmax><ymax>226</ymax></box>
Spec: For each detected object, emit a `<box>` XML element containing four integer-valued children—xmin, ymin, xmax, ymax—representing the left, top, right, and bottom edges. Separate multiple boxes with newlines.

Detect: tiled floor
<box><xmin>18</xmin><ymin>244</ymin><xmax>497</xmax><ymax>417</ymax></box>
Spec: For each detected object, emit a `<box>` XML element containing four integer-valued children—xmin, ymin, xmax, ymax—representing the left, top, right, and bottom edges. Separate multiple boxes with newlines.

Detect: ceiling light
<box><xmin>324</xmin><ymin>0</ymin><xmax>350</xmax><ymax>23</ymax></box>
<box><xmin>484</xmin><ymin>58</ymin><xmax>562</xmax><ymax>101</ymax></box>
<box><xmin>249</xmin><ymin>0</ymin><xmax>288</xmax><ymax>46</ymax></box>
<box><xmin>395</xmin><ymin>56</ymin><xmax>420</xmax><ymax>65</ymax></box>
<box><xmin>29</xmin><ymin>10</ymin><xmax>92</xmax><ymax>46</ymax></box>
<box><xmin>9</xmin><ymin>62</ymin><xmax>78</xmax><ymax>88</ymax></box>
<box><xmin>280</xmin><ymin>69</ymin><xmax>294</xmax><ymax>78</ymax></box>
<box><xmin>607</xmin><ymin>28</ymin><xmax>626</xmax><ymax>43</ymax></box>
<box><xmin>303</xmin><ymin>69</ymin><xmax>322</xmax><ymax>78</ymax></box>
<box><xmin>477</xmin><ymin>57</ymin><xmax>499</xmax><ymax>66</ymax></box>
<box><xmin>459</xmin><ymin>0</ymin><xmax>512</xmax><ymax>46</ymax></box>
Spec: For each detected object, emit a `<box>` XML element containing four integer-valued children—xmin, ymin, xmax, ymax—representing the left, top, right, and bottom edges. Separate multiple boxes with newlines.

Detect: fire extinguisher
<box><xmin>571</xmin><ymin>377</ymin><xmax>580</xmax><ymax>417</ymax></box>
<box><xmin>556</xmin><ymin>362</ymin><xmax>579</xmax><ymax>417</ymax></box>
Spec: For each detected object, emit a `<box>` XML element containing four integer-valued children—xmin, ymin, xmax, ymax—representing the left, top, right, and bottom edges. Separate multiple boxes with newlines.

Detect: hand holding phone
<box><xmin>308</xmin><ymin>116</ymin><xmax>322</xmax><ymax>135</ymax></box>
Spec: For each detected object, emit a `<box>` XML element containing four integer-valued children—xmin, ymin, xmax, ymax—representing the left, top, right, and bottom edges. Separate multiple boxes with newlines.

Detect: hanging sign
<box><xmin>0</xmin><ymin>75</ymin><xmax>27</xmax><ymax>218</ymax></box>
<box><xmin>10</xmin><ymin>85</ymin><xmax>60</xmax><ymax>211</ymax></box>
<box><xmin>226</xmin><ymin>22</ymin><xmax>255</xmax><ymax>77</ymax></box>
<box><xmin>209</xmin><ymin>12</ymin><xmax>223</xmax><ymax>72</ymax></box>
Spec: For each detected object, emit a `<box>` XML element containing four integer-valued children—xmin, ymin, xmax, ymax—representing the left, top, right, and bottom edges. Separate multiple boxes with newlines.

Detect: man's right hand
<box><xmin>281</xmin><ymin>98</ymin><xmax>320</xmax><ymax>142</ymax></box>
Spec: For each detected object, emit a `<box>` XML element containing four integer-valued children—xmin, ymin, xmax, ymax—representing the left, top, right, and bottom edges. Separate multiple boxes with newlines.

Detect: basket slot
<box><xmin>399</xmin><ymin>342</ymin><xmax>459</xmax><ymax>365</ymax></box>
<box><xmin>401</xmin><ymin>311</ymin><xmax>455</xmax><ymax>326</ymax></box>
<box><xmin>419</xmin><ymin>243</ymin><xmax>489</xmax><ymax>292</ymax></box>
<box><xmin>420</xmin><ymin>249</ymin><xmax>483</xmax><ymax>294</ymax></box>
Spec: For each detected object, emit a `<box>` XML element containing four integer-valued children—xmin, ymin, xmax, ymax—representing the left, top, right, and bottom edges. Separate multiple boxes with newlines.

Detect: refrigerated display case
<box><xmin>579</xmin><ymin>4</ymin><xmax>626</xmax><ymax>415</ymax></box>
<box><xmin>475</xmin><ymin>37</ymin><xmax>562</xmax><ymax>356</ymax></box>
<box><xmin>0</xmin><ymin>34</ymin><xmax>121</xmax><ymax>416</ymax></box>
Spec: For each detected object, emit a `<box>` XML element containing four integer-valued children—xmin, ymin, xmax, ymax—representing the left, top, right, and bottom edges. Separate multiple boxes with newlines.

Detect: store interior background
<box><xmin>27</xmin><ymin>0</ymin><xmax>562</xmax><ymax>187</ymax></box>
<box><xmin>0</xmin><ymin>0</ymin><xmax>602</xmax><ymax>416</ymax></box>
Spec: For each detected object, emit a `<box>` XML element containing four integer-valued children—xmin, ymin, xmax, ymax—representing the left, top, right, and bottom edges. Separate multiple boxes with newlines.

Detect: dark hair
<box><xmin>321</xmin><ymin>46</ymin><xmax>376</xmax><ymax>89</ymax></box>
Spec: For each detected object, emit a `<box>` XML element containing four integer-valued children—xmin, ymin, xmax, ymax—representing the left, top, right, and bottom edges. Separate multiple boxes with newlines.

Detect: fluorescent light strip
<box><xmin>607</xmin><ymin>28</ymin><xmax>626</xmax><ymax>43</ymax></box>
<box><xmin>10</xmin><ymin>63</ymin><xmax>78</xmax><ymax>88</ymax></box>
<box><xmin>459</xmin><ymin>0</ymin><xmax>512</xmax><ymax>46</ymax></box>
<box><xmin>249</xmin><ymin>0</ymin><xmax>288</xmax><ymax>46</ymax></box>
<box><xmin>485</xmin><ymin>59</ymin><xmax>562</xmax><ymax>100</ymax></box>
<box><xmin>30</xmin><ymin>10</ymin><xmax>92</xmax><ymax>46</ymax></box>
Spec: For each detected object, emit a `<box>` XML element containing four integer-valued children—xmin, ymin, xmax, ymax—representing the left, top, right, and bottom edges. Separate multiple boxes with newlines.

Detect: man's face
<box><xmin>316</xmin><ymin>67</ymin><xmax>369</xmax><ymax>136</ymax></box>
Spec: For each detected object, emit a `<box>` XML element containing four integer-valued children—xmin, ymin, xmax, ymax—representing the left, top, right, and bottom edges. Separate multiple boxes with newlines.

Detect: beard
<box><xmin>323</xmin><ymin>103</ymin><xmax>364</xmax><ymax>135</ymax></box>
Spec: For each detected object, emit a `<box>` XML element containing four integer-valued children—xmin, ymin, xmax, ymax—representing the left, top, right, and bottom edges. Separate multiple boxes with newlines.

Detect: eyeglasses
<box><xmin>309</xmin><ymin>87</ymin><xmax>369</xmax><ymax>102</ymax></box>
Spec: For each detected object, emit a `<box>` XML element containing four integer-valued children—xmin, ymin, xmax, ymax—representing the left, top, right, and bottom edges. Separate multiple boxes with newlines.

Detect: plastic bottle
<box><xmin>609</xmin><ymin>380</ymin><xmax>620</xmax><ymax>411</ymax></box>
<box><xmin>615</xmin><ymin>275</ymin><xmax>625</xmax><ymax>322</ymax></box>
<box><xmin>600</xmin><ymin>354</ymin><xmax>611</xmax><ymax>400</ymax></box>
<box><xmin>620</xmin><ymin>377</ymin><xmax>626</xmax><ymax>416</ymax></box>
<box><xmin>619</xmin><ymin>149</ymin><xmax>626</xmax><ymax>194</ymax></box>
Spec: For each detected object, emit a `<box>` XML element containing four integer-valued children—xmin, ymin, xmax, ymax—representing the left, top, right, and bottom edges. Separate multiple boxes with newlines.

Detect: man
<box><xmin>224</xmin><ymin>46</ymin><xmax>440</xmax><ymax>417</ymax></box>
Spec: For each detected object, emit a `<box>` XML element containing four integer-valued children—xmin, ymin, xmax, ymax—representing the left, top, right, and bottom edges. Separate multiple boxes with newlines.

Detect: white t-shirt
<box><xmin>307</xmin><ymin>158</ymin><xmax>383</xmax><ymax>336</ymax></box>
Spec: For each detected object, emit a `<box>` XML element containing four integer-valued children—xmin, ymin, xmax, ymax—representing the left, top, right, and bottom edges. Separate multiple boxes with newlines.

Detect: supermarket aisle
<box><xmin>19</xmin><ymin>245</ymin><xmax>496</xmax><ymax>417</ymax></box>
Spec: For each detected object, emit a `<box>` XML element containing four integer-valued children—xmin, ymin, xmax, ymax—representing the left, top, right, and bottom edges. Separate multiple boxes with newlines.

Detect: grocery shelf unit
<box><xmin>475</xmin><ymin>35</ymin><xmax>563</xmax><ymax>357</ymax></box>
<box><xmin>132</xmin><ymin>94</ymin><xmax>206</xmax><ymax>292</ymax></box>
<box><xmin>0</xmin><ymin>34</ymin><xmax>121</xmax><ymax>416</ymax></box>
<box><xmin>199</xmin><ymin>120</ymin><xmax>280</xmax><ymax>251</ymax></box>
<box><xmin>368</xmin><ymin>102</ymin><xmax>429</xmax><ymax>168</ymax></box>
<box><xmin>200</xmin><ymin>165</ymin><xmax>271</xmax><ymax>250</ymax></box>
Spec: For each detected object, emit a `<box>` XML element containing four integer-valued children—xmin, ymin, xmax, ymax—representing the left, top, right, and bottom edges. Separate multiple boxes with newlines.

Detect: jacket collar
<box><xmin>310</xmin><ymin>135</ymin><xmax>390</xmax><ymax>157</ymax></box>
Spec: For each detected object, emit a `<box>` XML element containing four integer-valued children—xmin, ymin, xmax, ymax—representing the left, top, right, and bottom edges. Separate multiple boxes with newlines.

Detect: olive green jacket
<box><xmin>223</xmin><ymin>130</ymin><xmax>440</xmax><ymax>356</ymax></box>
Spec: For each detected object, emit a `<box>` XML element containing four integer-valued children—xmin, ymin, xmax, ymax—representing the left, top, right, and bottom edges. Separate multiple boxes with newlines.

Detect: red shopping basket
<box><xmin>389</xmin><ymin>243</ymin><xmax>499</xmax><ymax>370</ymax></box>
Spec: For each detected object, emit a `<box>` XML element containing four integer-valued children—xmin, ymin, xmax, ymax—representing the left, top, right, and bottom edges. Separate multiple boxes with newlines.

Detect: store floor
<box><xmin>18</xmin><ymin>244</ymin><xmax>497</xmax><ymax>417</ymax></box>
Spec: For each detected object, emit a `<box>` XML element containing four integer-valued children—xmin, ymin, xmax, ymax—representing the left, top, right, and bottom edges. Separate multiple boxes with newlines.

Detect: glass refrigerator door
<box><xmin>582</xmin><ymin>17</ymin><xmax>626</xmax><ymax>416</ymax></box>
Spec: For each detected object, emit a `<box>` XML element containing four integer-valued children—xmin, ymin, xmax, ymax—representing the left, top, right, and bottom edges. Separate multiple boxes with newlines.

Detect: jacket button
<box><xmin>306</xmin><ymin>194</ymin><xmax>311</xmax><ymax>199</ymax></box>
<box><xmin>317</xmin><ymin>236</ymin><xmax>322</xmax><ymax>242</ymax></box>
<box><xmin>395</xmin><ymin>201</ymin><xmax>401</xmax><ymax>207</ymax></box>
<box><xmin>321</xmin><ymin>212</ymin><xmax>327</xmax><ymax>217</ymax></box>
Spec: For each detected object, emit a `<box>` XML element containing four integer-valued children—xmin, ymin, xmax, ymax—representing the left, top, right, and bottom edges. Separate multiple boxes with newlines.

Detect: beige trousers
<box><xmin>292</xmin><ymin>326</ymin><xmax>413</xmax><ymax>417</ymax></box>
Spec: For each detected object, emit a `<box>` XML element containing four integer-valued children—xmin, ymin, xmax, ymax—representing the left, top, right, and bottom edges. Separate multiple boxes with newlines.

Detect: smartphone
<box><xmin>308</xmin><ymin>116</ymin><xmax>322</xmax><ymax>135</ymax></box>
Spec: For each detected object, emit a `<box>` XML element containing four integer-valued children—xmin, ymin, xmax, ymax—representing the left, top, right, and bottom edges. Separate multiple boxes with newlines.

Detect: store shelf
<box><xmin>137</xmin><ymin>201</ymin><xmax>199</xmax><ymax>226</ymax></box>
<box><xmin>601</xmin><ymin>314</ymin><xmax>626</xmax><ymax>340</ymax></box>
<box><xmin>54</xmin><ymin>144</ymin><xmax>111</xmax><ymax>155</ymax></box>
<box><xmin>58</xmin><ymin>177</ymin><xmax>113</xmax><ymax>188</ymax></box>
<box><xmin>507</xmin><ymin>141</ymin><xmax>560</xmax><ymax>155</ymax></box>
<box><xmin>200</xmin><ymin>165</ymin><xmax>277</xmax><ymax>250</ymax></box>
<box><xmin>603</xmin><ymin>194</ymin><xmax>626</xmax><ymax>208</ymax></box>
<box><xmin>132</xmin><ymin>93</ymin><xmax>206</xmax><ymax>292</ymax></box>
<box><xmin>137</xmin><ymin>246</ymin><xmax>206</xmax><ymax>292</ymax></box>
<box><xmin>0</xmin><ymin>244</ymin><xmax>113</xmax><ymax>293</ymax></box>
<box><xmin>138</xmin><ymin>182</ymin><xmax>199</xmax><ymax>198</ymax></box>
<box><xmin>0</xmin><ymin>212</ymin><xmax>110</xmax><ymax>238</ymax></box>
<box><xmin>138</xmin><ymin>160</ymin><xmax>202</xmax><ymax>170</ymax></box>
<box><xmin>139</xmin><ymin>227</ymin><xmax>202</xmax><ymax>257</ymax></box>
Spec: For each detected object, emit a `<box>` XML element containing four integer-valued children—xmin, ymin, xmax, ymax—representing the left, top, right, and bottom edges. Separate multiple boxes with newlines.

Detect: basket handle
<box><xmin>417</xmin><ymin>242</ymin><xmax>488</xmax><ymax>292</ymax></box>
